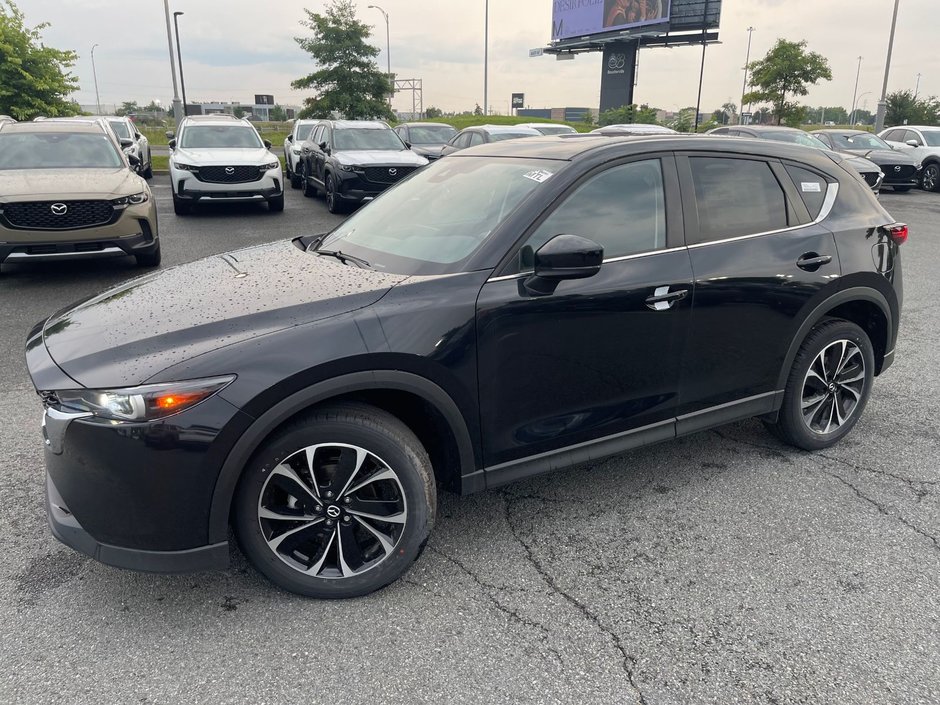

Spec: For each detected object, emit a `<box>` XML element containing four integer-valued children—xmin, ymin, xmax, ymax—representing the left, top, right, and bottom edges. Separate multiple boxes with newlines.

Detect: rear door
<box><xmin>674</xmin><ymin>153</ymin><xmax>841</xmax><ymax>432</ymax></box>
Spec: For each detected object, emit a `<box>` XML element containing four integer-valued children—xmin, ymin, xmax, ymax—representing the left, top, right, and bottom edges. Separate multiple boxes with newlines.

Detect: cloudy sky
<box><xmin>16</xmin><ymin>0</ymin><xmax>938</xmax><ymax>115</ymax></box>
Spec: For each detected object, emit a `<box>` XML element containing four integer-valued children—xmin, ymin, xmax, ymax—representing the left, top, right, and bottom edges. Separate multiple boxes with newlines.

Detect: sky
<box><xmin>15</xmin><ymin>0</ymin><xmax>938</xmax><ymax>116</ymax></box>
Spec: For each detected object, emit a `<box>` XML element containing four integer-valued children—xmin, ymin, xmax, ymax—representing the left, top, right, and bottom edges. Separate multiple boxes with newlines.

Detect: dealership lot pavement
<box><xmin>0</xmin><ymin>185</ymin><xmax>937</xmax><ymax>704</ymax></box>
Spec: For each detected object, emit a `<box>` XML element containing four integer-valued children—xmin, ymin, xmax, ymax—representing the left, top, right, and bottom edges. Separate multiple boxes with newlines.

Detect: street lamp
<box><xmin>875</xmin><ymin>0</ymin><xmax>901</xmax><ymax>132</ymax></box>
<box><xmin>849</xmin><ymin>55</ymin><xmax>862</xmax><ymax>125</ymax></box>
<box><xmin>162</xmin><ymin>0</ymin><xmax>183</xmax><ymax>128</ymax></box>
<box><xmin>173</xmin><ymin>12</ymin><xmax>188</xmax><ymax>116</ymax></box>
<box><xmin>852</xmin><ymin>91</ymin><xmax>872</xmax><ymax>125</ymax></box>
<box><xmin>740</xmin><ymin>26</ymin><xmax>755</xmax><ymax>124</ymax></box>
<box><xmin>484</xmin><ymin>0</ymin><xmax>489</xmax><ymax>116</ymax></box>
<box><xmin>367</xmin><ymin>5</ymin><xmax>392</xmax><ymax>108</ymax></box>
<box><xmin>90</xmin><ymin>44</ymin><xmax>101</xmax><ymax>115</ymax></box>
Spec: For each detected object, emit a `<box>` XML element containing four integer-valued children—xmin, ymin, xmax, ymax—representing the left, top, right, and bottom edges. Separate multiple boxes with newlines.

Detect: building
<box><xmin>516</xmin><ymin>107</ymin><xmax>598</xmax><ymax>122</ymax></box>
<box><xmin>183</xmin><ymin>95</ymin><xmax>300</xmax><ymax>121</ymax></box>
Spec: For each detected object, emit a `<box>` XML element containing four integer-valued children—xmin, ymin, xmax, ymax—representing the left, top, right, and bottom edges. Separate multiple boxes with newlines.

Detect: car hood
<box><xmin>42</xmin><ymin>240</ymin><xmax>408</xmax><ymax>388</ymax></box>
<box><xmin>838</xmin><ymin>148</ymin><xmax>919</xmax><ymax>165</ymax></box>
<box><xmin>410</xmin><ymin>144</ymin><xmax>446</xmax><ymax>158</ymax></box>
<box><xmin>840</xmin><ymin>154</ymin><xmax>881</xmax><ymax>173</ymax></box>
<box><xmin>0</xmin><ymin>168</ymin><xmax>143</xmax><ymax>200</ymax></box>
<box><xmin>173</xmin><ymin>147</ymin><xmax>277</xmax><ymax>165</ymax></box>
<box><xmin>334</xmin><ymin>150</ymin><xmax>429</xmax><ymax>167</ymax></box>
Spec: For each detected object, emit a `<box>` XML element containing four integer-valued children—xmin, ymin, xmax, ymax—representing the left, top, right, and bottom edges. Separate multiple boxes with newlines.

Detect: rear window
<box><xmin>785</xmin><ymin>164</ymin><xmax>828</xmax><ymax>219</ymax></box>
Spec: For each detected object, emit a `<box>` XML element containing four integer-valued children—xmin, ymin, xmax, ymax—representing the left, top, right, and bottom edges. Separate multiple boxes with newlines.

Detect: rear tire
<box><xmin>233</xmin><ymin>403</ymin><xmax>436</xmax><ymax>599</ymax></box>
<box><xmin>767</xmin><ymin>319</ymin><xmax>875</xmax><ymax>451</ymax></box>
<box><xmin>135</xmin><ymin>242</ymin><xmax>161</xmax><ymax>267</ymax></box>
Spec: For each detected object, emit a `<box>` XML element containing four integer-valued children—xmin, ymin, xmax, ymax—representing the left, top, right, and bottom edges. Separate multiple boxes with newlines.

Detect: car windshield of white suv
<box><xmin>333</xmin><ymin>128</ymin><xmax>405</xmax><ymax>151</ymax></box>
<box><xmin>319</xmin><ymin>156</ymin><xmax>564</xmax><ymax>275</ymax></box>
<box><xmin>0</xmin><ymin>133</ymin><xmax>123</xmax><ymax>169</ymax></box>
<box><xmin>407</xmin><ymin>125</ymin><xmax>457</xmax><ymax>144</ymax></box>
<box><xmin>180</xmin><ymin>126</ymin><xmax>263</xmax><ymax>149</ymax></box>
<box><xmin>829</xmin><ymin>133</ymin><xmax>891</xmax><ymax>151</ymax></box>
<box><xmin>108</xmin><ymin>120</ymin><xmax>131</xmax><ymax>140</ymax></box>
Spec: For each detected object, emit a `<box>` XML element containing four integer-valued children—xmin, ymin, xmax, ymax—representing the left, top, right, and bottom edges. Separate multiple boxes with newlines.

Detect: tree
<box><xmin>116</xmin><ymin>100</ymin><xmax>139</xmax><ymax>117</ymax></box>
<box><xmin>425</xmin><ymin>106</ymin><xmax>443</xmax><ymax>119</ymax></box>
<box><xmin>232</xmin><ymin>105</ymin><xmax>247</xmax><ymax>118</ymax></box>
<box><xmin>671</xmin><ymin>107</ymin><xmax>697</xmax><ymax>133</ymax></box>
<box><xmin>473</xmin><ymin>103</ymin><xmax>483</xmax><ymax>116</ymax></box>
<box><xmin>636</xmin><ymin>104</ymin><xmax>658</xmax><ymax>123</ymax></box>
<box><xmin>599</xmin><ymin>104</ymin><xmax>636</xmax><ymax>126</ymax></box>
<box><xmin>885</xmin><ymin>90</ymin><xmax>940</xmax><ymax>127</ymax></box>
<box><xmin>743</xmin><ymin>39</ymin><xmax>832</xmax><ymax>126</ymax></box>
<box><xmin>0</xmin><ymin>0</ymin><xmax>79</xmax><ymax>120</ymax></box>
<box><xmin>269</xmin><ymin>104</ymin><xmax>287</xmax><ymax>121</ymax></box>
<box><xmin>292</xmin><ymin>0</ymin><xmax>392</xmax><ymax>120</ymax></box>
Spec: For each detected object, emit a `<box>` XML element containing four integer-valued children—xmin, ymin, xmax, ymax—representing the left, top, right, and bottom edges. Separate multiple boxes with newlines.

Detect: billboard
<box><xmin>552</xmin><ymin>0</ymin><xmax>671</xmax><ymax>41</ymax></box>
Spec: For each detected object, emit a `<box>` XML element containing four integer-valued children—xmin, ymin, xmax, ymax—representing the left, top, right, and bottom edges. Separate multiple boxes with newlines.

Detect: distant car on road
<box><xmin>811</xmin><ymin>129</ymin><xmax>921</xmax><ymax>192</ymax></box>
<box><xmin>439</xmin><ymin>124</ymin><xmax>542</xmax><ymax>156</ymax></box>
<box><xmin>393</xmin><ymin>122</ymin><xmax>457</xmax><ymax>161</ymax></box>
<box><xmin>104</xmin><ymin>116</ymin><xmax>152</xmax><ymax>180</ymax></box>
<box><xmin>284</xmin><ymin>120</ymin><xmax>318</xmax><ymax>189</ymax></box>
<box><xmin>709</xmin><ymin>125</ymin><xmax>885</xmax><ymax>194</ymax></box>
<box><xmin>878</xmin><ymin>125</ymin><xmax>940</xmax><ymax>192</ymax></box>
<box><xmin>298</xmin><ymin>120</ymin><xmax>428</xmax><ymax>213</ymax></box>
<box><xmin>591</xmin><ymin>124</ymin><xmax>677</xmax><ymax>135</ymax></box>
<box><xmin>518</xmin><ymin>123</ymin><xmax>578</xmax><ymax>136</ymax></box>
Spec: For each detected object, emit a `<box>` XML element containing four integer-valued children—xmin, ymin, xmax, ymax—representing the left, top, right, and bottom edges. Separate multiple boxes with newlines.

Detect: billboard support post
<box><xmin>693</xmin><ymin>0</ymin><xmax>710</xmax><ymax>132</ymax></box>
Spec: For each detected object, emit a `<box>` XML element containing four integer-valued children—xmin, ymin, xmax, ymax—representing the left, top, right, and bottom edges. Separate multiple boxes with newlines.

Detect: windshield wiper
<box><xmin>315</xmin><ymin>249</ymin><xmax>371</xmax><ymax>269</ymax></box>
<box><xmin>300</xmin><ymin>233</ymin><xmax>328</xmax><ymax>251</ymax></box>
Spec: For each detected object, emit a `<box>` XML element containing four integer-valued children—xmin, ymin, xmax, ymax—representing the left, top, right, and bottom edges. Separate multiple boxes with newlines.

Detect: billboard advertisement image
<box><xmin>552</xmin><ymin>0</ymin><xmax>671</xmax><ymax>41</ymax></box>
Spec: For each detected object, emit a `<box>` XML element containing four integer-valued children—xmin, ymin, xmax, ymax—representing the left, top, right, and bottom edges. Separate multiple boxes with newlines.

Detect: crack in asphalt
<box><xmin>499</xmin><ymin>492</ymin><xmax>649</xmax><ymax>705</ymax></box>
<box><xmin>710</xmin><ymin>429</ymin><xmax>940</xmax><ymax>554</ymax></box>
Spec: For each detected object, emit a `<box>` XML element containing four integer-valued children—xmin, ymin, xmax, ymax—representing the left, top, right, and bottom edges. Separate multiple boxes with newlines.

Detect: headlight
<box><xmin>123</xmin><ymin>144</ymin><xmax>139</xmax><ymax>155</ymax></box>
<box><xmin>175</xmin><ymin>163</ymin><xmax>198</xmax><ymax>172</ymax></box>
<box><xmin>260</xmin><ymin>161</ymin><xmax>280</xmax><ymax>171</ymax></box>
<box><xmin>111</xmin><ymin>192</ymin><xmax>149</xmax><ymax>206</ymax></box>
<box><xmin>56</xmin><ymin>376</ymin><xmax>235</xmax><ymax>422</ymax></box>
<box><xmin>291</xmin><ymin>148</ymin><xmax>301</xmax><ymax>155</ymax></box>
<box><xmin>337</xmin><ymin>164</ymin><xmax>356</xmax><ymax>172</ymax></box>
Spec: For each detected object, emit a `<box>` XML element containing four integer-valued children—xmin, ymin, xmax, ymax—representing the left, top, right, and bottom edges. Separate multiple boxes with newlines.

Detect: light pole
<box><xmin>740</xmin><ymin>26</ymin><xmax>755</xmax><ymax>124</ymax></box>
<box><xmin>875</xmin><ymin>0</ymin><xmax>900</xmax><ymax>132</ymax></box>
<box><xmin>162</xmin><ymin>0</ymin><xmax>183</xmax><ymax>128</ymax></box>
<box><xmin>368</xmin><ymin>6</ymin><xmax>392</xmax><ymax>108</ymax></box>
<box><xmin>90</xmin><ymin>44</ymin><xmax>101</xmax><ymax>115</ymax></box>
<box><xmin>914</xmin><ymin>72</ymin><xmax>922</xmax><ymax>99</ymax></box>
<box><xmin>852</xmin><ymin>91</ymin><xmax>872</xmax><ymax>124</ymax></box>
<box><xmin>173</xmin><ymin>12</ymin><xmax>188</xmax><ymax>116</ymax></box>
<box><xmin>849</xmin><ymin>56</ymin><xmax>862</xmax><ymax>126</ymax></box>
<box><xmin>483</xmin><ymin>0</ymin><xmax>489</xmax><ymax>116</ymax></box>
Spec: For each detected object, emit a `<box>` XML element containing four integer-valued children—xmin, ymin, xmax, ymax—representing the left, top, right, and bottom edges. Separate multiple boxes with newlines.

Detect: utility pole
<box><xmin>90</xmin><ymin>44</ymin><xmax>101</xmax><ymax>115</ymax></box>
<box><xmin>173</xmin><ymin>12</ymin><xmax>188</xmax><ymax>115</ymax></box>
<box><xmin>850</xmin><ymin>55</ymin><xmax>862</xmax><ymax>125</ymax></box>
<box><xmin>914</xmin><ymin>73</ymin><xmax>922</xmax><ymax>99</ymax></box>
<box><xmin>875</xmin><ymin>0</ymin><xmax>900</xmax><ymax>132</ymax></box>
<box><xmin>693</xmin><ymin>0</ymin><xmax>711</xmax><ymax>132</ymax></box>
<box><xmin>163</xmin><ymin>0</ymin><xmax>183</xmax><ymax>128</ymax></box>
<box><xmin>740</xmin><ymin>26</ymin><xmax>755</xmax><ymax>125</ymax></box>
<box><xmin>483</xmin><ymin>0</ymin><xmax>489</xmax><ymax>116</ymax></box>
<box><xmin>368</xmin><ymin>6</ymin><xmax>392</xmax><ymax>107</ymax></box>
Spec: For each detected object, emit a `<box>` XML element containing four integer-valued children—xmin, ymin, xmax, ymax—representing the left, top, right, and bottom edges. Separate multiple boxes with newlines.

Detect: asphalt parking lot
<box><xmin>0</xmin><ymin>184</ymin><xmax>937</xmax><ymax>704</ymax></box>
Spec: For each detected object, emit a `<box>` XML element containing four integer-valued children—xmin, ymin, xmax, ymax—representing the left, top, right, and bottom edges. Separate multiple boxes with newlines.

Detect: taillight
<box><xmin>886</xmin><ymin>223</ymin><xmax>908</xmax><ymax>245</ymax></box>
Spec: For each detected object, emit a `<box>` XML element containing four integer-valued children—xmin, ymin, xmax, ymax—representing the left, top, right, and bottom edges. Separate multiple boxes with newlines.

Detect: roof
<box><xmin>739</xmin><ymin>125</ymin><xmax>803</xmax><ymax>133</ymax></box>
<box><xmin>592</xmin><ymin>124</ymin><xmax>676</xmax><ymax>134</ymax></box>
<box><xmin>462</xmin><ymin>124</ymin><xmax>542</xmax><ymax>135</ymax></box>
<box><xmin>183</xmin><ymin>114</ymin><xmax>241</xmax><ymax>122</ymax></box>
<box><xmin>328</xmin><ymin>120</ymin><xmax>390</xmax><ymax>130</ymax></box>
<box><xmin>0</xmin><ymin>120</ymin><xmax>105</xmax><ymax>134</ymax></box>
<box><xmin>890</xmin><ymin>125</ymin><xmax>940</xmax><ymax>131</ymax></box>
<box><xmin>399</xmin><ymin>121</ymin><xmax>455</xmax><ymax>128</ymax></box>
<box><xmin>811</xmin><ymin>129</ymin><xmax>869</xmax><ymax>136</ymax></box>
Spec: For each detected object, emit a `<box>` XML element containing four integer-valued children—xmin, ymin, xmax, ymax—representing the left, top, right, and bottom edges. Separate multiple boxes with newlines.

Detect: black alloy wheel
<box><xmin>325</xmin><ymin>173</ymin><xmax>342</xmax><ymax>213</ymax></box>
<box><xmin>234</xmin><ymin>403</ymin><xmax>435</xmax><ymax>598</ymax></box>
<box><xmin>922</xmin><ymin>163</ymin><xmax>940</xmax><ymax>192</ymax></box>
<box><xmin>768</xmin><ymin>319</ymin><xmax>875</xmax><ymax>451</ymax></box>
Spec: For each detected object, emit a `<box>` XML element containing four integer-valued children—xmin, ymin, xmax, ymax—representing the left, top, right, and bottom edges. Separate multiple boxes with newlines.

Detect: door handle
<box><xmin>796</xmin><ymin>253</ymin><xmax>833</xmax><ymax>271</ymax></box>
<box><xmin>645</xmin><ymin>286</ymin><xmax>688</xmax><ymax>311</ymax></box>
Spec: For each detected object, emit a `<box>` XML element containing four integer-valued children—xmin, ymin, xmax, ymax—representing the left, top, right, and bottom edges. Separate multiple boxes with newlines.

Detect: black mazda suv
<box><xmin>27</xmin><ymin>135</ymin><xmax>905</xmax><ymax>598</ymax></box>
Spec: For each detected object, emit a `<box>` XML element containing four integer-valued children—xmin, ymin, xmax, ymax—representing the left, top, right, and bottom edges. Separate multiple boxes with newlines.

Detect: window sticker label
<box><xmin>523</xmin><ymin>169</ymin><xmax>554</xmax><ymax>183</ymax></box>
<box><xmin>801</xmin><ymin>181</ymin><xmax>822</xmax><ymax>193</ymax></box>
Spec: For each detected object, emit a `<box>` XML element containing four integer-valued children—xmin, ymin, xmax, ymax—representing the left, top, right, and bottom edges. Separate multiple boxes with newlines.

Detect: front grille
<box><xmin>2</xmin><ymin>200</ymin><xmax>113</xmax><ymax>230</ymax></box>
<box><xmin>362</xmin><ymin>166</ymin><xmax>418</xmax><ymax>185</ymax></box>
<box><xmin>882</xmin><ymin>164</ymin><xmax>916</xmax><ymax>181</ymax></box>
<box><xmin>863</xmin><ymin>172</ymin><xmax>881</xmax><ymax>187</ymax></box>
<box><xmin>196</xmin><ymin>165</ymin><xmax>263</xmax><ymax>183</ymax></box>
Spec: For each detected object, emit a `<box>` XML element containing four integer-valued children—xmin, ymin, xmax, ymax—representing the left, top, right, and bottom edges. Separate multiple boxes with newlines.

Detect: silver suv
<box><xmin>168</xmin><ymin>115</ymin><xmax>284</xmax><ymax>215</ymax></box>
<box><xmin>105</xmin><ymin>116</ymin><xmax>152</xmax><ymax>179</ymax></box>
<box><xmin>879</xmin><ymin>125</ymin><xmax>940</xmax><ymax>192</ymax></box>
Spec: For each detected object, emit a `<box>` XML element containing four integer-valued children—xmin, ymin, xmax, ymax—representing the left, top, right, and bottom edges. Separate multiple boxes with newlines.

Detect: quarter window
<box><xmin>688</xmin><ymin>157</ymin><xmax>789</xmax><ymax>244</ymax></box>
<box><xmin>514</xmin><ymin>159</ymin><xmax>667</xmax><ymax>271</ymax></box>
<box><xmin>469</xmin><ymin>132</ymin><xmax>485</xmax><ymax>146</ymax></box>
<box><xmin>785</xmin><ymin>164</ymin><xmax>828</xmax><ymax>219</ymax></box>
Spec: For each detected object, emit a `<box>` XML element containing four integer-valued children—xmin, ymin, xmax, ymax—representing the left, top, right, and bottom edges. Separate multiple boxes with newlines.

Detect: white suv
<box><xmin>284</xmin><ymin>119</ymin><xmax>318</xmax><ymax>189</ymax></box>
<box><xmin>879</xmin><ymin>125</ymin><xmax>940</xmax><ymax>192</ymax></box>
<box><xmin>168</xmin><ymin>115</ymin><xmax>283</xmax><ymax>214</ymax></box>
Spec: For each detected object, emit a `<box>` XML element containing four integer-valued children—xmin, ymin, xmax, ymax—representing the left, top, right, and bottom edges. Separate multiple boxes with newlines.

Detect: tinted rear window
<box><xmin>785</xmin><ymin>164</ymin><xmax>828</xmax><ymax>219</ymax></box>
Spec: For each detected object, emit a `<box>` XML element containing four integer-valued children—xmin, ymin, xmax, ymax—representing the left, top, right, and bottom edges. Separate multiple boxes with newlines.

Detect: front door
<box><xmin>476</xmin><ymin>156</ymin><xmax>693</xmax><ymax>481</ymax></box>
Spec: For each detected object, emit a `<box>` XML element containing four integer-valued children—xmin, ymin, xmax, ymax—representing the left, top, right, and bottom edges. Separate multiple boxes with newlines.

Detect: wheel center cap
<box><xmin>828</xmin><ymin>382</ymin><xmax>837</xmax><ymax>393</ymax></box>
<box><xmin>326</xmin><ymin>505</ymin><xmax>341</xmax><ymax>519</ymax></box>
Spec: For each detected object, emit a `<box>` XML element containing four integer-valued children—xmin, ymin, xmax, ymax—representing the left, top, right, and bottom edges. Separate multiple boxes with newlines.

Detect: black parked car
<box><xmin>393</xmin><ymin>122</ymin><xmax>457</xmax><ymax>161</ymax></box>
<box><xmin>440</xmin><ymin>124</ymin><xmax>542</xmax><ymax>156</ymax></box>
<box><xmin>28</xmin><ymin>135</ymin><xmax>905</xmax><ymax>599</ymax></box>
<box><xmin>811</xmin><ymin>129</ymin><xmax>921</xmax><ymax>192</ymax></box>
<box><xmin>709</xmin><ymin>125</ymin><xmax>885</xmax><ymax>193</ymax></box>
<box><xmin>297</xmin><ymin>120</ymin><xmax>428</xmax><ymax>213</ymax></box>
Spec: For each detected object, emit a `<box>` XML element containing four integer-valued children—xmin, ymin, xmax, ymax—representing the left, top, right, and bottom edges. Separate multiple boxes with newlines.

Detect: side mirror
<box><xmin>119</xmin><ymin>138</ymin><xmax>134</xmax><ymax>148</ymax></box>
<box><xmin>404</xmin><ymin>141</ymin><xmax>412</xmax><ymax>149</ymax></box>
<box><xmin>263</xmin><ymin>139</ymin><xmax>272</xmax><ymax>149</ymax></box>
<box><xmin>524</xmin><ymin>234</ymin><xmax>603</xmax><ymax>296</ymax></box>
<box><xmin>127</xmin><ymin>153</ymin><xmax>141</xmax><ymax>167</ymax></box>
<box><xmin>906</xmin><ymin>139</ymin><xmax>920</xmax><ymax>148</ymax></box>
<box><xmin>167</xmin><ymin>138</ymin><xmax>177</xmax><ymax>149</ymax></box>
<box><xmin>165</xmin><ymin>130</ymin><xmax>175</xmax><ymax>140</ymax></box>
<box><xmin>286</xmin><ymin>134</ymin><xmax>293</xmax><ymax>143</ymax></box>
<box><xmin>319</xmin><ymin>140</ymin><xmax>329</xmax><ymax>152</ymax></box>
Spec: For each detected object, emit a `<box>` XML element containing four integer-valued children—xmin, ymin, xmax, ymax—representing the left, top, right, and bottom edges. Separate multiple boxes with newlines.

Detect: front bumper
<box><xmin>172</xmin><ymin>166</ymin><xmax>283</xmax><ymax>203</ymax></box>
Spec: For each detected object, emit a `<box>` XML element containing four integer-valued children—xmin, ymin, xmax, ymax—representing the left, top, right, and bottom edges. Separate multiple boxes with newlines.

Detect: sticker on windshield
<box><xmin>523</xmin><ymin>169</ymin><xmax>554</xmax><ymax>183</ymax></box>
<box><xmin>801</xmin><ymin>181</ymin><xmax>822</xmax><ymax>193</ymax></box>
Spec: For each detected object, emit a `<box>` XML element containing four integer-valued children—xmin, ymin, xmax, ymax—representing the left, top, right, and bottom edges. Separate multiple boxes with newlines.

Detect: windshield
<box><xmin>758</xmin><ymin>131</ymin><xmax>830</xmax><ymax>150</ymax></box>
<box><xmin>334</xmin><ymin>128</ymin><xmax>405</xmax><ymax>151</ymax></box>
<box><xmin>489</xmin><ymin>132</ymin><xmax>538</xmax><ymax>142</ymax></box>
<box><xmin>319</xmin><ymin>156</ymin><xmax>564</xmax><ymax>275</ymax></box>
<box><xmin>108</xmin><ymin>120</ymin><xmax>131</xmax><ymax>140</ymax></box>
<box><xmin>532</xmin><ymin>125</ymin><xmax>575</xmax><ymax>135</ymax></box>
<box><xmin>296</xmin><ymin>123</ymin><xmax>315</xmax><ymax>141</ymax></box>
<box><xmin>0</xmin><ymin>132</ymin><xmax>123</xmax><ymax>169</ymax></box>
<box><xmin>923</xmin><ymin>131</ymin><xmax>940</xmax><ymax>147</ymax></box>
<box><xmin>407</xmin><ymin>125</ymin><xmax>457</xmax><ymax>144</ymax></box>
<box><xmin>180</xmin><ymin>125</ymin><xmax>263</xmax><ymax>149</ymax></box>
<box><xmin>828</xmin><ymin>133</ymin><xmax>891</xmax><ymax>151</ymax></box>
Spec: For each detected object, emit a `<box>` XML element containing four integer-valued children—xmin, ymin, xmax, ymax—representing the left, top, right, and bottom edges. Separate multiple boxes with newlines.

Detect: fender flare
<box><xmin>207</xmin><ymin>370</ymin><xmax>477</xmax><ymax>543</ymax></box>
<box><xmin>775</xmin><ymin>286</ymin><xmax>893</xmax><ymax>391</ymax></box>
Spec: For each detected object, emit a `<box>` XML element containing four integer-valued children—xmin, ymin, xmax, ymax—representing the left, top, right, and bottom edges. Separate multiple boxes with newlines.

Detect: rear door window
<box><xmin>469</xmin><ymin>132</ymin><xmax>485</xmax><ymax>146</ymax></box>
<box><xmin>687</xmin><ymin>157</ymin><xmax>789</xmax><ymax>243</ymax></box>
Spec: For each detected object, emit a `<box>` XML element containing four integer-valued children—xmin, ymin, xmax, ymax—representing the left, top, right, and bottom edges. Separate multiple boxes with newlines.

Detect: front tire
<box><xmin>768</xmin><ymin>319</ymin><xmax>875</xmax><ymax>451</ymax></box>
<box><xmin>922</xmin><ymin>163</ymin><xmax>940</xmax><ymax>192</ymax></box>
<box><xmin>142</xmin><ymin>151</ymin><xmax>153</xmax><ymax>180</ymax></box>
<box><xmin>325</xmin><ymin>173</ymin><xmax>344</xmax><ymax>214</ymax></box>
<box><xmin>268</xmin><ymin>194</ymin><xmax>285</xmax><ymax>212</ymax></box>
<box><xmin>135</xmin><ymin>242</ymin><xmax>161</xmax><ymax>267</ymax></box>
<box><xmin>301</xmin><ymin>164</ymin><xmax>317</xmax><ymax>198</ymax></box>
<box><xmin>233</xmin><ymin>403</ymin><xmax>436</xmax><ymax>599</ymax></box>
<box><xmin>172</xmin><ymin>192</ymin><xmax>190</xmax><ymax>215</ymax></box>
